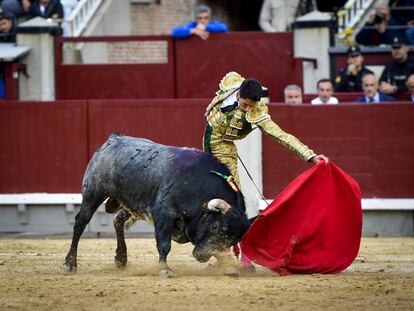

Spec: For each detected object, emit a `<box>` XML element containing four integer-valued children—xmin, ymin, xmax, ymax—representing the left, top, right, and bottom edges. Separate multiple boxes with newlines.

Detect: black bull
<box><xmin>64</xmin><ymin>134</ymin><xmax>250</xmax><ymax>276</ymax></box>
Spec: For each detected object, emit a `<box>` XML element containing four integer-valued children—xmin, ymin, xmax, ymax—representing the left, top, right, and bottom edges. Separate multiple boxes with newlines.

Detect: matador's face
<box><xmin>237</xmin><ymin>92</ymin><xmax>257</xmax><ymax>113</ymax></box>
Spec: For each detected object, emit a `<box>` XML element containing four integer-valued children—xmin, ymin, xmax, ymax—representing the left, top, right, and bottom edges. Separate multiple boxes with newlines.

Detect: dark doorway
<box><xmin>316</xmin><ymin>0</ymin><xmax>347</xmax><ymax>12</ymax></box>
<box><xmin>203</xmin><ymin>0</ymin><xmax>264</xmax><ymax>31</ymax></box>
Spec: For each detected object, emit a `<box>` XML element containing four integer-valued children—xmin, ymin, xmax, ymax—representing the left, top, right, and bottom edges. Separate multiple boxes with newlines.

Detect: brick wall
<box><xmin>107</xmin><ymin>41</ymin><xmax>168</xmax><ymax>64</ymax></box>
<box><xmin>130</xmin><ymin>0</ymin><xmax>195</xmax><ymax>35</ymax></box>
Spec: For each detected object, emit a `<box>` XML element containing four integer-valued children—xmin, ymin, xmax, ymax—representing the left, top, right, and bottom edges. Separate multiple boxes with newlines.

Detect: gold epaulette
<box><xmin>205</xmin><ymin>71</ymin><xmax>245</xmax><ymax>117</ymax></box>
<box><xmin>246</xmin><ymin>101</ymin><xmax>271</xmax><ymax>124</ymax></box>
<box><xmin>218</xmin><ymin>71</ymin><xmax>244</xmax><ymax>92</ymax></box>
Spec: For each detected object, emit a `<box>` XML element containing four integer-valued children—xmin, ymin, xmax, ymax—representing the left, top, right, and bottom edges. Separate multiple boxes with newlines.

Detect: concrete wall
<box><xmin>64</xmin><ymin>0</ymin><xmax>131</xmax><ymax>64</ymax></box>
<box><xmin>1</xmin><ymin>203</ymin><xmax>412</xmax><ymax>236</ymax></box>
<box><xmin>235</xmin><ymin>129</ymin><xmax>263</xmax><ymax>219</ymax></box>
<box><xmin>293</xmin><ymin>11</ymin><xmax>332</xmax><ymax>93</ymax></box>
<box><xmin>363</xmin><ymin>211</ymin><xmax>414</xmax><ymax>237</ymax></box>
<box><xmin>17</xmin><ymin>18</ymin><xmax>59</xmax><ymax>101</ymax></box>
<box><xmin>84</xmin><ymin>0</ymin><xmax>131</xmax><ymax>36</ymax></box>
<box><xmin>0</xmin><ymin>203</ymin><xmax>153</xmax><ymax>234</ymax></box>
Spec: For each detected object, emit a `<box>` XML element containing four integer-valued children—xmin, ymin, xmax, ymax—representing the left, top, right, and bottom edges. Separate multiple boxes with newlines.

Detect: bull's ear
<box><xmin>207</xmin><ymin>199</ymin><xmax>231</xmax><ymax>214</ymax></box>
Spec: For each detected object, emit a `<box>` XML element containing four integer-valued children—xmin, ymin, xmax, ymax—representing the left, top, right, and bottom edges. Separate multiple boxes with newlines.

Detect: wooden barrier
<box><xmin>174</xmin><ymin>32</ymin><xmax>302</xmax><ymax>101</ymax></box>
<box><xmin>55</xmin><ymin>36</ymin><xmax>176</xmax><ymax>100</ymax></box>
<box><xmin>263</xmin><ymin>103</ymin><xmax>414</xmax><ymax>198</ymax></box>
<box><xmin>55</xmin><ymin>33</ymin><xmax>304</xmax><ymax>102</ymax></box>
<box><xmin>87</xmin><ymin>99</ymin><xmax>208</xmax><ymax>156</ymax></box>
<box><xmin>0</xmin><ymin>101</ymin><xmax>88</xmax><ymax>193</ymax></box>
<box><xmin>0</xmin><ymin>101</ymin><xmax>413</xmax><ymax>199</ymax></box>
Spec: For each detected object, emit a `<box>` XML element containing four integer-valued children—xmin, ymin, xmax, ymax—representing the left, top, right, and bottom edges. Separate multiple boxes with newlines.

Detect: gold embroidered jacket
<box><xmin>203</xmin><ymin>72</ymin><xmax>316</xmax><ymax>162</ymax></box>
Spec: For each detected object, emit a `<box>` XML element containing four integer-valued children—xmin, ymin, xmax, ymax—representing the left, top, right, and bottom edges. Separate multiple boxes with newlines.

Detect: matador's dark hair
<box><xmin>239</xmin><ymin>78</ymin><xmax>262</xmax><ymax>102</ymax></box>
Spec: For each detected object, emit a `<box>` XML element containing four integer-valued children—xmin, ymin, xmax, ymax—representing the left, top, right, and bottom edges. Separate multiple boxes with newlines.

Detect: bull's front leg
<box><xmin>153</xmin><ymin>208</ymin><xmax>176</xmax><ymax>277</ymax></box>
<box><xmin>64</xmin><ymin>196</ymin><xmax>102</xmax><ymax>273</ymax></box>
<box><xmin>113</xmin><ymin>209</ymin><xmax>131</xmax><ymax>268</ymax></box>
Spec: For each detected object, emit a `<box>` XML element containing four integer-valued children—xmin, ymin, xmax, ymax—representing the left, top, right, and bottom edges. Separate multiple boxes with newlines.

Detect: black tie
<box><xmin>368</xmin><ymin>97</ymin><xmax>375</xmax><ymax>103</ymax></box>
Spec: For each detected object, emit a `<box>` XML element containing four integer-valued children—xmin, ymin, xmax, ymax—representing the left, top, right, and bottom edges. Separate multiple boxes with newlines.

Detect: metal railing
<box><xmin>65</xmin><ymin>0</ymin><xmax>104</xmax><ymax>37</ymax></box>
<box><xmin>336</xmin><ymin>0</ymin><xmax>376</xmax><ymax>39</ymax></box>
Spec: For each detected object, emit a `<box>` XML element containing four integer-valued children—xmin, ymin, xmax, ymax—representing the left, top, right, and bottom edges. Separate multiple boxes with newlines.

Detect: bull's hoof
<box><xmin>158</xmin><ymin>268</ymin><xmax>173</xmax><ymax>278</ymax></box>
<box><xmin>114</xmin><ymin>257</ymin><xmax>127</xmax><ymax>269</ymax></box>
<box><xmin>63</xmin><ymin>263</ymin><xmax>77</xmax><ymax>273</ymax></box>
<box><xmin>205</xmin><ymin>263</ymin><xmax>217</xmax><ymax>272</ymax></box>
<box><xmin>240</xmin><ymin>265</ymin><xmax>256</xmax><ymax>275</ymax></box>
<box><xmin>224</xmin><ymin>267</ymin><xmax>240</xmax><ymax>277</ymax></box>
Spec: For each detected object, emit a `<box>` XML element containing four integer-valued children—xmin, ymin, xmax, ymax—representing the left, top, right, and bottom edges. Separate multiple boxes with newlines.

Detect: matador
<box><xmin>203</xmin><ymin>71</ymin><xmax>328</xmax><ymax>187</ymax></box>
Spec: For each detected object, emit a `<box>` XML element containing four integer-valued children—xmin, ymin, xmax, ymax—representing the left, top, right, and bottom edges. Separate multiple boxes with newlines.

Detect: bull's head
<box><xmin>192</xmin><ymin>196</ymin><xmax>250</xmax><ymax>263</ymax></box>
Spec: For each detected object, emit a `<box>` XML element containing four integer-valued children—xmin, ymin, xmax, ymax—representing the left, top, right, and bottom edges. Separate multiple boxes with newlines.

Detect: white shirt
<box><xmin>220</xmin><ymin>90</ymin><xmax>238</xmax><ymax>109</ymax></box>
<box><xmin>259</xmin><ymin>0</ymin><xmax>300</xmax><ymax>32</ymax></box>
<box><xmin>311</xmin><ymin>96</ymin><xmax>339</xmax><ymax>105</ymax></box>
<box><xmin>40</xmin><ymin>5</ymin><xmax>46</xmax><ymax>16</ymax></box>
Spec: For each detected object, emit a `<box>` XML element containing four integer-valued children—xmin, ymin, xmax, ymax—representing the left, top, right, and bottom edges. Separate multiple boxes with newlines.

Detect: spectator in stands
<box><xmin>28</xmin><ymin>0</ymin><xmax>63</xmax><ymax>19</ymax></box>
<box><xmin>379</xmin><ymin>36</ymin><xmax>414</xmax><ymax>95</ymax></box>
<box><xmin>171</xmin><ymin>5</ymin><xmax>227</xmax><ymax>40</ymax></box>
<box><xmin>0</xmin><ymin>12</ymin><xmax>16</xmax><ymax>43</ymax></box>
<box><xmin>284</xmin><ymin>84</ymin><xmax>303</xmax><ymax>104</ymax></box>
<box><xmin>355</xmin><ymin>4</ymin><xmax>398</xmax><ymax>46</ymax></box>
<box><xmin>0</xmin><ymin>64</ymin><xmax>5</xmax><ymax>99</ymax></box>
<box><xmin>405</xmin><ymin>73</ymin><xmax>414</xmax><ymax>101</ymax></box>
<box><xmin>0</xmin><ymin>0</ymin><xmax>24</xmax><ymax>17</ymax></box>
<box><xmin>21</xmin><ymin>0</ymin><xmax>33</xmax><ymax>14</ymax></box>
<box><xmin>355</xmin><ymin>73</ymin><xmax>394</xmax><ymax>102</ymax></box>
<box><xmin>259</xmin><ymin>0</ymin><xmax>301</xmax><ymax>32</ymax></box>
<box><xmin>335</xmin><ymin>45</ymin><xmax>373</xmax><ymax>92</ymax></box>
<box><xmin>388</xmin><ymin>0</ymin><xmax>414</xmax><ymax>44</ymax></box>
<box><xmin>311</xmin><ymin>79</ymin><xmax>339</xmax><ymax>105</ymax></box>
<box><xmin>0</xmin><ymin>76</ymin><xmax>4</xmax><ymax>99</ymax></box>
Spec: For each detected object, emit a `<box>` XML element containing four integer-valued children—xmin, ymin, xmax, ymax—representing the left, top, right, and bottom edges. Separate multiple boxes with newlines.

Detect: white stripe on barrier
<box><xmin>0</xmin><ymin>194</ymin><xmax>82</xmax><ymax>205</ymax></box>
<box><xmin>259</xmin><ymin>198</ymin><xmax>414</xmax><ymax>211</ymax></box>
<box><xmin>0</xmin><ymin>194</ymin><xmax>413</xmax><ymax>211</ymax></box>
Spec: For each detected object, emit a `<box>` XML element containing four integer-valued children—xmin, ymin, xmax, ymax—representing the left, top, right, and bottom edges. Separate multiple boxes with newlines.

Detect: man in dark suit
<box><xmin>28</xmin><ymin>0</ymin><xmax>63</xmax><ymax>19</ymax></box>
<box><xmin>354</xmin><ymin>73</ymin><xmax>394</xmax><ymax>103</ymax></box>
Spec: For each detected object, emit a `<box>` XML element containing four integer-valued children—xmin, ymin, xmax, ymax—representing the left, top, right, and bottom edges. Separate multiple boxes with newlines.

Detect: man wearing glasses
<box><xmin>172</xmin><ymin>5</ymin><xmax>227</xmax><ymax>40</ymax></box>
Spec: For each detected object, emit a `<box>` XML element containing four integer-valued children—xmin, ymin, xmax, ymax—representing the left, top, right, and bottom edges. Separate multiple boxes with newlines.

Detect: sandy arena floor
<box><xmin>0</xmin><ymin>236</ymin><xmax>413</xmax><ymax>311</ymax></box>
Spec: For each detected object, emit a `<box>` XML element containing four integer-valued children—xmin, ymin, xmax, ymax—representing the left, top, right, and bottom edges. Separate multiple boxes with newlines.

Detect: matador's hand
<box><xmin>311</xmin><ymin>154</ymin><xmax>329</xmax><ymax>164</ymax></box>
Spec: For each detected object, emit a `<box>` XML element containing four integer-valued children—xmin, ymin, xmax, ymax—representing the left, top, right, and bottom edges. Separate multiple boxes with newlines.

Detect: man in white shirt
<box><xmin>311</xmin><ymin>79</ymin><xmax>339</xmax><ymax>105</ymax></box>
<box><xmin>259</xmin><ymin>0</ymin><xmax>301</xmax><ymax>32</ymax></box>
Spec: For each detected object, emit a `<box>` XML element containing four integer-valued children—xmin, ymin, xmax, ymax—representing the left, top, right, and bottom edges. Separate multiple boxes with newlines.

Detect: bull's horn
<box><xmin>207</xmin><ymin>199</ymin><xmax>231</xmax><ymax>214</ymax></box>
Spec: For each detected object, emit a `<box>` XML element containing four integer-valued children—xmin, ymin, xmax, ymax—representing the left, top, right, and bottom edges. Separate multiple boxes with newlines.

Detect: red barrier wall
<box><xmin>87</xmin><ymin>99</ymin><xmax>208</xmax><ymax>156</ymax></box>
<box><xmin>174</xmin><ymin>32</ymin><xmax>302</xmax><ymax>101</ymax></box>
<box><xmin>55</xmin><ymin>36</ymin><xmax>176</xmax><ymax>100</ymax></box>
<box><xmin>0</xmin><ymin>101</ymin><xmax>88</xmax><ymax>193</ymax></box>
<box><xmin>1</xmin><ymin>101</ymin><xmax>413</xmax><ymax>198</ymax></box>
<box><xmin>55</xmin><ymin>33</ymin><xmax>302</xmax><ymax>102</ymax></box>
<box><xmin>263</xmin><ymin>103</ymin><xmax>414</xmax><ymax>198</ymax></box>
